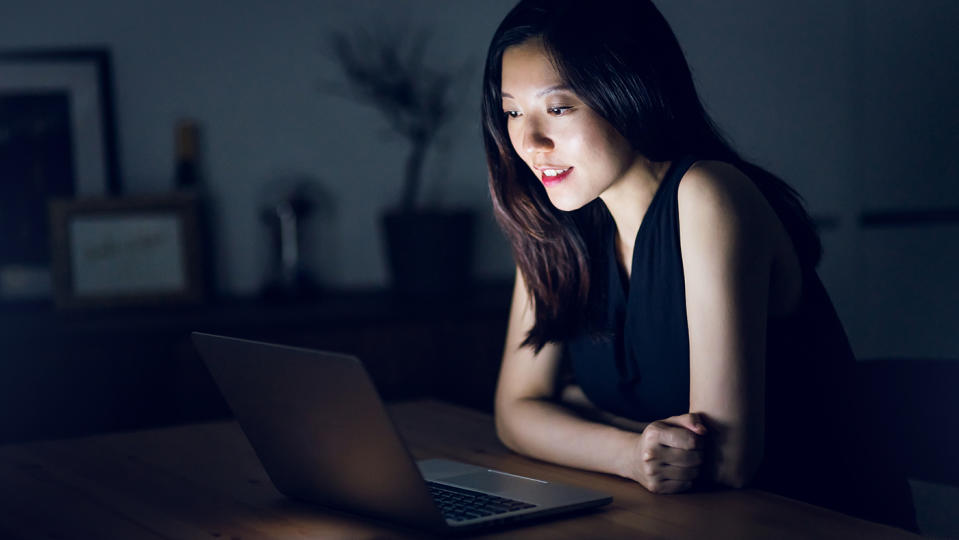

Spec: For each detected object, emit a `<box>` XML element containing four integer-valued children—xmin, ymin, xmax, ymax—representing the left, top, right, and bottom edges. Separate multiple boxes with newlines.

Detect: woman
<box><xmin>482</xmin><ymin>0</ymin><xmax>916</xmax><ymax>530</ymax></box>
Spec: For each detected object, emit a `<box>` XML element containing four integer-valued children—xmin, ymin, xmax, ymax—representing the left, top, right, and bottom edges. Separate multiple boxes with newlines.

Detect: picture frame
<box><xmin>0</xmin><ymin>48</ymin><xmax>121</xmax><ymax>301</ymax></box>
<box><xmin>49</xmin><ymin>195</ymin><xmax>205</xmax><ymax>309</ymax></box>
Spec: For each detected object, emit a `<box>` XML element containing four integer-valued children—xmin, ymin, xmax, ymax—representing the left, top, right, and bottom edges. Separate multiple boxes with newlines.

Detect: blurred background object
<box><xmin>324</xmin><ymin>25</ymin><xmax>476</xmax><ymax>296</ymax></box>
<box><xmin>48</xmin><ymin>194</ymin><xmax>205</xmax><ymax>308</ymax></box>
<box><xmin>0</xmin><ymin>48</ymin><xmax>121</xmax><ymax>301</ymax></box>
<box><xmin>173</xmin><ymin>118</ymin><xmax>200</xmax><ymax>191</ymax></box>
<box><xmin>259</xmin><ymin>178</ymin><xmax>331</xmax><ymax>301</ymax></box>
<box><xmin>172</xmin><ymin>118</ymin><xmax>216</xmax><ymax>297</ymax></box>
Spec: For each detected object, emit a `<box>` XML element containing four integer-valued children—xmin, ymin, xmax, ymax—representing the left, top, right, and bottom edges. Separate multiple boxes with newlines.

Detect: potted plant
<box><xmin>325</xmin><ymin>28</ymin><xmax>474</xmax><ymax>296</ymax></box>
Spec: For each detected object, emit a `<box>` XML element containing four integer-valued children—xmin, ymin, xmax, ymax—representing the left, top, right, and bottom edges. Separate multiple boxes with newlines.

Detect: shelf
<box><xmin>0</xmin><ymin>281</ymin><xmax>513</xmax><ymax>444</ymax></box>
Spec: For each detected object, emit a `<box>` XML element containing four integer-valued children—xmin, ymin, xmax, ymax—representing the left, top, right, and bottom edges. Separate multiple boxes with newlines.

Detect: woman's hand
<box><xmin>626</xmin><ymin>413</ymin><xmax>707</xmax><ymax>494</ymax></box>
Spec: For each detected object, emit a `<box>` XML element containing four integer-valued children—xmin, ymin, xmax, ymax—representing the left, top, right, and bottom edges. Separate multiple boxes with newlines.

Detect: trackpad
<box><xmin>439</xmin><ymin>471</ymin><xmax>550</xmax><ymax>503</ymax></box>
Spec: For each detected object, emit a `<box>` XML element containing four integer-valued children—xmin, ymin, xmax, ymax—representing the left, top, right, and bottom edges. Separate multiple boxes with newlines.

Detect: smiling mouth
<box><xmin>539</xmin><ymin>167</ymin><xmax>572</xmax><ymax>186</ymax></box>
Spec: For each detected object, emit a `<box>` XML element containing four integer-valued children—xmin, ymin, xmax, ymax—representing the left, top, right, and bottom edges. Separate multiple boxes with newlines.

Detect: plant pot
<box><xmin>381</xmin><ymin>209</ymin><xmax>475</xmax><ymax>297</ymax></box>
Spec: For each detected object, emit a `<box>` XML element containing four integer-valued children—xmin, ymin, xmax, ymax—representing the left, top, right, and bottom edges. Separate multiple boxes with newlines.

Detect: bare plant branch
<box><xmin>322</xmin><ymin>27</ymin><xmax>463</xmax><ymax>210</ymax></box>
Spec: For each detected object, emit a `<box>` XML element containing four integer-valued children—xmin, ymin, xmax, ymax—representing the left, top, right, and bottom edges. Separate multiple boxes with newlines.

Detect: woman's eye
<box><xmin>548</xmin><ymin>106</ymin><xmax>573</xmax><ymax>116</ymax></box>
<box><xmin>504</xmin><ymin>110</ymin><xmax>521</xmax><ymax>119</ymax></box>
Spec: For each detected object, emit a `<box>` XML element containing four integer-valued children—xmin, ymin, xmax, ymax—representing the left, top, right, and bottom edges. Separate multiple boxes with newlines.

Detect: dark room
<box><xmin>0</xmin><ymin>0</ymin><xmax>956</xmax><ymax>538</ymax></box>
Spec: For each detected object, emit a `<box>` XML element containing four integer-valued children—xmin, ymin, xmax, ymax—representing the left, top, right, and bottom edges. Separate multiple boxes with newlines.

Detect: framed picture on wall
<box><xmin>0</xmin><ymin>48</ymin><xmax>121</xmax><ymax>301</ymax></box>
<box><xmin>49</xmin><ymin>195</ymin><xmax>205</xmax><ymax>309</ymax></box>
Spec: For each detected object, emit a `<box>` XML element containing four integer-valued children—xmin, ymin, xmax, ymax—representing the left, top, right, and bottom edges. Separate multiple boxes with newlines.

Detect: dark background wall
<box><xmin>1</xmin><ymin>0</ymin><xmax>955</xmax><ymax>359</ymax></box>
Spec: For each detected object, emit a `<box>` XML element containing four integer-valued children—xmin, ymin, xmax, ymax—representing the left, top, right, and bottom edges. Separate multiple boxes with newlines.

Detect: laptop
<box><xmin>191</xmin><ymin>332</ymin><xmax>612</xmax><ymax>535</ymax></box>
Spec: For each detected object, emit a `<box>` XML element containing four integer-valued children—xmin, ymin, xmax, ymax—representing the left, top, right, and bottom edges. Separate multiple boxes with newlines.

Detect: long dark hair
<box><xmin>483</xmin><ymin>0</ymin><xmax>821</xmax><ymax>351</ymax></box>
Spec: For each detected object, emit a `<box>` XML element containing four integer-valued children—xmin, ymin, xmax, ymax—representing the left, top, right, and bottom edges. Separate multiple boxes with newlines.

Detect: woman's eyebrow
<box><xmin>501</xmin><ymin>85</ymin><xmax>572</xmax><ymax>100</ymax></box>
<box><xmin>536</xmin><ymin>84</ymin><xmax>571</xmax><ymax>97</ymax></box>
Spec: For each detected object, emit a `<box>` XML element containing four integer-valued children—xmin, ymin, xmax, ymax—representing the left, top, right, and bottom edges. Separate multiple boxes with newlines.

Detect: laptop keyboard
<box><xmin>426</xmin><ymin>481</ymin><xmax>536</xmax><ymax>522</ymax></box>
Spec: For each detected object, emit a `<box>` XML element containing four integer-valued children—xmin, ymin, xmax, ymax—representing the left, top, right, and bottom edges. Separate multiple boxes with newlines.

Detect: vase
<box><xmin>381</xmin><ymin>209</ymin><xmax>475</xmax><ymax>297</ymax></box>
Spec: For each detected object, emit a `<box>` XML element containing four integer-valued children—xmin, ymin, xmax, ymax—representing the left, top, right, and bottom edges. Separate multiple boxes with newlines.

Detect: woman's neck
<box><xmin>599</xmin><ymin>158</ymin><xmax>673</xmax><ymax>272</ymax></box>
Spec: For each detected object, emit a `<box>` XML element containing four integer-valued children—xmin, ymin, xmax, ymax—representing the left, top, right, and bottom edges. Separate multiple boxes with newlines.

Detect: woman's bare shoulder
<box><xmin>679</xmin><ymin>160</ymin><xmax>762</xmax><ymax>211</ymax></box>
<box><xmin>679</xmin><ymin>160</ymin><xmax>802</xmax><ymax>316</ymax></box>
<box><xmin>676</xmin><ymin>160</ymin><xmax>778</xmax><ymax>240</ymax></box>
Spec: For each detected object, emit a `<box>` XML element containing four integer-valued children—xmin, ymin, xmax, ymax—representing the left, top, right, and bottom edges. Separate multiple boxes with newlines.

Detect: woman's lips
<box><xmin>540</xmin><ymin>167</ymin><xmax>572</xmax><ymax>187</ymax></box>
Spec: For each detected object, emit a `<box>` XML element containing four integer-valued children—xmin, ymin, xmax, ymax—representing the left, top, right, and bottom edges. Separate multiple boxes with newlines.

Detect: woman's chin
<box><xmin>547</xmin><ymin>192</ymin><xmax>593</xmax><ymax>213</ymax></box>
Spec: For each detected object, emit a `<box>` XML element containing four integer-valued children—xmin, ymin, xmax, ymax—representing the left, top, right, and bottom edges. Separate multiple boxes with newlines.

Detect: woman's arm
<box><xmin>494</xmin><ymin>269</ymin><xmax>638</xmax><ymax>477</ymax></box>
<box><xmin>677</xmin><ymin>161</ymin><xmax>777</xmax><ymax>488</ymax></box>
<box><xmin>558</xmin><ymin>384</ymin><xmax>649</xmax><ymax>433</ymax></box>
<box><xmin>495</xmin><ymin>268</ymin><xmax>705</xmax><ymax>493</ymax></box>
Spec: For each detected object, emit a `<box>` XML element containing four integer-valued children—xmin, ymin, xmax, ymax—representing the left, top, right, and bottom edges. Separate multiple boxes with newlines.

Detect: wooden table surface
<box><xmin>0</xmin><ymin>399</ymin><xmax>914</xmax><ymax>539</ymax></box>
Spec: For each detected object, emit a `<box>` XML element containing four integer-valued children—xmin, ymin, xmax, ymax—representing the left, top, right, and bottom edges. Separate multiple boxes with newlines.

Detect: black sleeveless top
<box><xmin>564</xmin><ymin>157</ymin><xmax>915</xmax><ymax>529</ymax></box>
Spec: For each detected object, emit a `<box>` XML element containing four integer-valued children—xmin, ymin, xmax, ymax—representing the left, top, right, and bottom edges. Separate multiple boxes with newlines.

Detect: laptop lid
<box><xmin>192</xmin><ymin>332</ymin><xmax>446</xmax><ymax>532</ymax></box>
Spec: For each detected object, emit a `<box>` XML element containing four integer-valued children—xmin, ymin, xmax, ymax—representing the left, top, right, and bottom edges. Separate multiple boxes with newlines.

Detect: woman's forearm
<box><xmin>561</xmin><ymin>385</ymin><xmax>760</xmax><ymax>489</ymax></box>
<box><xmin>495</xmin><ymin>396</ymin><xmax>639</xmax><ymax>479</ymax></box>
<box><xmin>558</xmin><ymin>384</ymin><xmax>649</xmax><ymax>433</ymax></box>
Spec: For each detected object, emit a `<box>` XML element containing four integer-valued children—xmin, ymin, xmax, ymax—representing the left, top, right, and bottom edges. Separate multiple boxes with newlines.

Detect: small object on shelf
<box><xmin>174</xmin><ymin>119</ymin><xmax>200</xmax><ymax>190</ymax></box>
<box><xmin>260</xmin><ymin>185</ymin><xmax>318</xmax><ymax>301</ymax></box>
<box><xmin>172</xmin><ymin>117</ymin><xmax>215</xmax><ymax>297</ymax></box>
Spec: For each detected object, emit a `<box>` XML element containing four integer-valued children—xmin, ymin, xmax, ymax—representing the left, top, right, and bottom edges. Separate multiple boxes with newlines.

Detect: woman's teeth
<box><xmin>543</xmin><ymin>168</ymin><xmax>569</xmax><ymax>177</ymax></box>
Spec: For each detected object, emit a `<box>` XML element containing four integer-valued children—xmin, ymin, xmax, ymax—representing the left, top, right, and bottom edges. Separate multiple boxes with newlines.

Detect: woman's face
<box><xmin>501</xmin><ymin>38</ymin><xmax>640</xmax><ymax>211</ymax></box>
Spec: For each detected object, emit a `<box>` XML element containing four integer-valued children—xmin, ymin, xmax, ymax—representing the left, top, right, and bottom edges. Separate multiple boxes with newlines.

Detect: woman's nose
<box><xmin>523</xmin><ymin>120</ymin><xmax>554</xmax><ymax>155</ymax></box>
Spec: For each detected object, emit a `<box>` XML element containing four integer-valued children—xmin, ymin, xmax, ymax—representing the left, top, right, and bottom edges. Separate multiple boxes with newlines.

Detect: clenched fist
<box><xmin>627</xmin><ymin>413</ymin><xmax>707</xmax><ymax>494</ymax></box>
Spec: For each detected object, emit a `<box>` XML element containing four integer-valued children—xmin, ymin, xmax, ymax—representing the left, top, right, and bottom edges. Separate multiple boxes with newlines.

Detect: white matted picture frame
<box><xmin>49</xmin><ymin>195</ymin><xmax>205</xmax><ymax>309</ymax></box>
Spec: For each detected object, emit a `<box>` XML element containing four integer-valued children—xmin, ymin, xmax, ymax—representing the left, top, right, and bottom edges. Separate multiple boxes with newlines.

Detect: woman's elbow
<box><xmin>714</xmin><ymin>438</ymin><xmax>764</xmax><ymax>489</ymax></box>
<box><xmin>494</xmin><ymin>400</ymin><xmax>522</xmax><ymax>453</ymax></box>
<box><xmin>720</xmin><ymin>466</ymin><xmax>757</xmax><ymax>489</ymax></box>
<box><xmin>494</xmin><ymin>415</ymin><xmax>515</xmax><ymax>451</ymax></box>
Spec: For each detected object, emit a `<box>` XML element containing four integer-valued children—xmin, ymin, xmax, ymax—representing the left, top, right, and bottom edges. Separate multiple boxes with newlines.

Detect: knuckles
<box><xmin>643</xmin><ymin>423</ymin><xmax>662</xmax><ymax>444</ymax></box>
<box><xmin>636</xmin><ymin>418</ymin><xmax>706</xmax><ymax>494</ymax></box>
<box><xmin>646</xmin><ymin>420</ymin><xmax>701</xmax><ymax>450</ymax></box>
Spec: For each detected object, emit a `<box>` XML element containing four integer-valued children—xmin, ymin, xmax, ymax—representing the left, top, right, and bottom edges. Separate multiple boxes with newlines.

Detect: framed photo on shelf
<box><xmin>49</xmin><ymin>195</ymin><xmax>205</xmax><ymax>309</ymax></box>
<box><xmin>0</xmin><ymin>48</ymin><xmax>121</xmax><ymax>301</ymax></box>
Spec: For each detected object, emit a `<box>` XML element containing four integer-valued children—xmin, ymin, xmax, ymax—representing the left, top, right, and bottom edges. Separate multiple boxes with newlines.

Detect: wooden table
<box><xmin>0</xmin><ymin>400</ymin><xmax>913</xmax><ymax>539</ymax></box>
